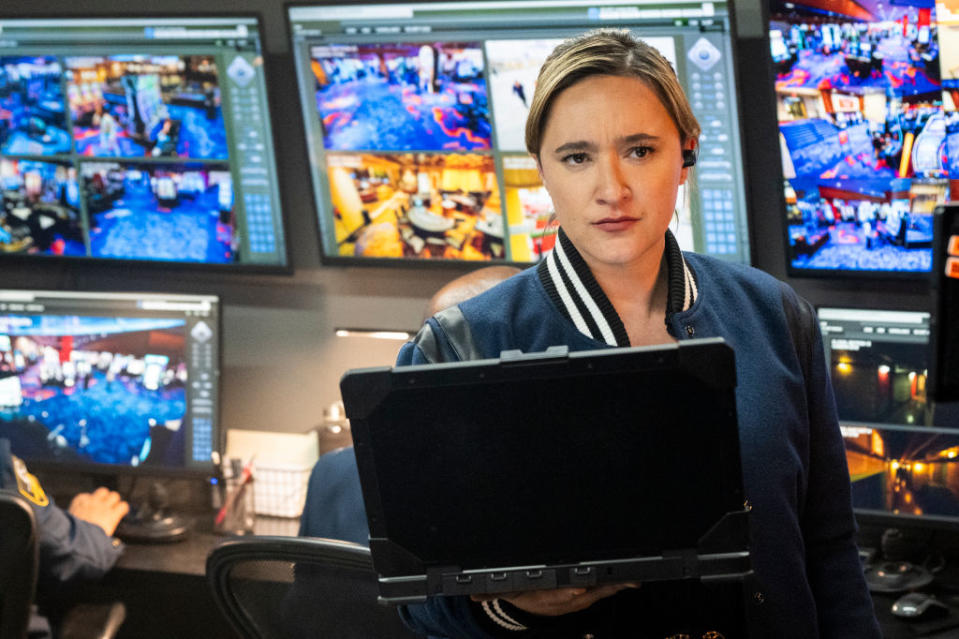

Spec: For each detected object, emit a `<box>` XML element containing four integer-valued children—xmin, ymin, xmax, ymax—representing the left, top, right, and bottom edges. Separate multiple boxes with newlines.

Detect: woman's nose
<box><xmin>594</xmin><ymin>155</ymin><xmax>631</xmax><ymax>205</ymax></box>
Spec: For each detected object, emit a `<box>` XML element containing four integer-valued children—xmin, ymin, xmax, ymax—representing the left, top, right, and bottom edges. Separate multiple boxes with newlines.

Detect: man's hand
<box><xmin>68</xmin><ymin>487</ymin><xmax>130</xmax><ymax>537</ymax></box>
<box><xmin>472</xmin><ymin>583</ymin><xmax>638</xmax><ymax>617</ymax></box>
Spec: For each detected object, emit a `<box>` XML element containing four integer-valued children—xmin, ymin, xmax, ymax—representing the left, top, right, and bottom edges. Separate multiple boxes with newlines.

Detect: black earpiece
<box><xmin>682</xmin><ymin>149</ymin><xmax>697</xmax><ymax>168</ymax></box>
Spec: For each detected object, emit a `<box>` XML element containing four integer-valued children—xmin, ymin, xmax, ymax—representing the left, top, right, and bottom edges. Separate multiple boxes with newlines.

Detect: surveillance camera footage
<box><xmin>770</xmin><ymin>0</ymin><xmax>953</xmax><ymax>275</ymax></box>
<box><xmin>312</xmin><ymin>42</ymin><xmax>491</xmax><ymax>152</ymax></box>
<box><xmin>844</xmin><ymin>425</ymin><xmax>959</xmax><ymax>519</ymax></box>
<box><xmin>0</xmin><ymin>315</ymin><xmax>189</xmax><ymax>468</ymax></box>
<box><xmin>0</xmin><ymin>17</ymin><xmax>288</xmax><ymax>268</ymax></box>
<box><xmin>66</xmin><ymin>55</ymin><xmax>227</xmax><ymax>160</ymax></box>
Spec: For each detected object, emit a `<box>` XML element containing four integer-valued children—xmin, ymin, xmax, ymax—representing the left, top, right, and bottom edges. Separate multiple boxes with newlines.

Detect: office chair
<box><xmin>0</xmin><ymin>490</ymin><xmax>126</xmax><ymax>639</ymax></box>
<box><xmin>206</xmin><ymin>536</ymin><xmax>418</xmax><ymax>639</ymax></box>
<box><xmin>0</xmin><ymin>491</ymin><xmax>39</xmax><ymax>639</ymax></box>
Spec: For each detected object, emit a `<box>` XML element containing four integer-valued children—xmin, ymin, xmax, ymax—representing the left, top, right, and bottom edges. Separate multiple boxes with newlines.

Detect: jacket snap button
<box><xmin>685</xmin><ymin>325</ymin><xmax>695</xmax><ymax>337</ymax></box>
<box><xmin>753</xmin><ymin>591</ymin><xmax>765</xmax><ymax>604</ymax></box>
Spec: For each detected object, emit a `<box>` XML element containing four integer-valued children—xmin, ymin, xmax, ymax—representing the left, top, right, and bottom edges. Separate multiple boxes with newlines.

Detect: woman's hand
<box><xmin>471</xmin><ymin>583</ymin><xmax>638</xmax><ymax>617</ymax></box>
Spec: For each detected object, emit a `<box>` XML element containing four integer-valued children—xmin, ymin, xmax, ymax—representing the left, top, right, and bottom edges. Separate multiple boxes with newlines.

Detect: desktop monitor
<box><xmin>0</xmin><ymin>289</ymin><xmax>220</xmax><ymax>478</ymax></box>
<box><xmin>287</xmin><ymin>0</ymin><xmax>752</xmax><ymax>265</ymax></box>
<box><xmin>821</xmin><ymin>306</ymin><xmax>959</xmax><ymax>528</ymax></box>
<box><xmin>842</xmin><ymin>423</ymin><xmax>959</xmax><ymax>529</ymax></box>
<box><xmin>768</xmin><ymin>0</ymin><xmax>954</xmax><ymax>277</ymax></box>
<box><xmin>818</xmin><ymin>306</ymin><xmax>933</xmax><ymax>428</ymax></box>
<box><xmin>0</xmin><ymin>16</ymin><xmax>288</xmax><ymax>270</ymax></box>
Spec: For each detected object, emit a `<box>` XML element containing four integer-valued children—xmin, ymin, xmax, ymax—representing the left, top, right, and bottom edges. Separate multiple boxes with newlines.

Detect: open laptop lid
<box><xmin>341</xmin><ymin>338</ymin><xmax>750</xmax><ymax>604</ymax></box>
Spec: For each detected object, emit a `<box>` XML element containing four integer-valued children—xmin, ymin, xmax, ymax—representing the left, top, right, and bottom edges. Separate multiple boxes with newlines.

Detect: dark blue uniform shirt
<box><xmin>0</xmin><ymin>438</ymin><xmax>123</xmax><ymax>636</ymax></box>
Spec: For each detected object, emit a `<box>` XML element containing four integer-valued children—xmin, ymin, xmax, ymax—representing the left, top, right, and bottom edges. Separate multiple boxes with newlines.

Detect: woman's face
<box><xmin>536</xmin><ymin>74</ymin><xmax>691</xmax><ymax>271</ymax></box>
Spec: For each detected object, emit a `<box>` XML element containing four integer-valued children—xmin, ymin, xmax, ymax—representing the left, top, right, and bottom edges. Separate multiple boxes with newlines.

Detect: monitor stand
<box><xmin>115</xmin><ymin>481</ymin><xmax>191</xmax><ymax>544</ymax></box>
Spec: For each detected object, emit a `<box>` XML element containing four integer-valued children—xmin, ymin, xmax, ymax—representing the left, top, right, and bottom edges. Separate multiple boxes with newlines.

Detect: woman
<box><xmin>396</xmin><ymin>29</ymin><xmax>880</xmax><ymax>638</ymax></box>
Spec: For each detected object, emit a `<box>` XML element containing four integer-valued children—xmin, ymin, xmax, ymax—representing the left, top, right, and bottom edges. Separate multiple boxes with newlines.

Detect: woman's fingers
<box><xmin>470</xmin><ymin>583</ymin><xmax>636</xmax><ymax>617</ymax></box>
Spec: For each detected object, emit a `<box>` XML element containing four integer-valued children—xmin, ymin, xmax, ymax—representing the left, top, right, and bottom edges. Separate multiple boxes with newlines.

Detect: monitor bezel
<box><xmin>0</xmin><ymin>287</ymin><xmax>223</xmax><ymax>480</ymax></box>
<box><xmin>854</xmin><ymin>509</ymin><xmax>959</xmax><ymax>533</ymax></box>
<box><xmin>284</xmin><ymin>0</ymin><xmax>753</xmax><ymax>268</ymax></box>
<box><xmin>0</xmin><ymin>11</ymin><xmax>294</xmax><ymax>275</ymax></box>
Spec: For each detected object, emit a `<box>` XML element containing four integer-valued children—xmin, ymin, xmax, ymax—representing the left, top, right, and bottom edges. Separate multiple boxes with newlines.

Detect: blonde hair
<box><xmin>525</xmin><ymin>29</ymin><xmax>701</xmax><ymax>156</ymax></box>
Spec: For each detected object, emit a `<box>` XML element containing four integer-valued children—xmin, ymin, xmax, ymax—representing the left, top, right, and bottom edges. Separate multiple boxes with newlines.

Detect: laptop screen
<box><xmin>345</xmin><ymin>341</ymin><xmax>744</xmax><ymax>571</ymax></box>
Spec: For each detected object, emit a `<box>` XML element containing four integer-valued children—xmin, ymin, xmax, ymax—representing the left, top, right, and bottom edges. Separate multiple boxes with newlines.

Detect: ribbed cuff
<box><xmin>472</xmin><ymin>598</ymin><xmax>543</xmax><ymax>635</ymax></box>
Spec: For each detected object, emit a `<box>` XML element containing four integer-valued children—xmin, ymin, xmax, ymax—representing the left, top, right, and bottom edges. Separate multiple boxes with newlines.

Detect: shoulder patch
<box><xmin>11</xmin><ymin>454</ymin><xmax>49</xmax><ymax>507</ymax></box>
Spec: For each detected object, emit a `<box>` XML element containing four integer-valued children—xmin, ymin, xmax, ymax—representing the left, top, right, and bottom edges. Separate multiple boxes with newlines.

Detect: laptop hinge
<box><xmin>662</xmin><ymin>548</ymin><xmax>701</xmax><ymax>579</ymax></box>
<box><xmin>500</xmin><ymin>345</ymin><xmax>569</xmax><ymax>364</ymax></box>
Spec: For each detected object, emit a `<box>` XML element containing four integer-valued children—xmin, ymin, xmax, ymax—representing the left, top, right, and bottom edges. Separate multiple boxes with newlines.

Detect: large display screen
<box><xmin>0</xmin><ymin>290</ymin><xmax>219</xmax><ymax>476</ymax></box>
<box><xmin>288</xmin><ymin>0</ymin><xmax>751</xmax><ymax>264</ymax></box>
<box><xmin>769</xmin><ymin>0</ymin><xmax>957</xmax><ymax>277</ymax></box>
<box><xmin>0</xmin><ymin>17</ymin><xmax>288</xmax><ymax>269</ymax></box>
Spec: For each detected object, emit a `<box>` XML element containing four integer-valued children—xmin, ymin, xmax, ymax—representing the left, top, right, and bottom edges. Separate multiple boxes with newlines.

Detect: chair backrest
<box><xmin>206</xmin><ymin>536</ymin><xmax>418</xmax><ymax>639</ymax></box>
<box><xmin>0</xmin><ymin>491</ymin><xmax>39</xmax><ymax>639</ymax></box>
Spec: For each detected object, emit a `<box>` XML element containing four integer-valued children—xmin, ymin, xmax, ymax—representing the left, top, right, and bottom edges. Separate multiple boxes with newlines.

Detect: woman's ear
<box><xmin>679</xmin><ymin>140</ymin><xmax>697</xmax><ymax>184</ymax></box>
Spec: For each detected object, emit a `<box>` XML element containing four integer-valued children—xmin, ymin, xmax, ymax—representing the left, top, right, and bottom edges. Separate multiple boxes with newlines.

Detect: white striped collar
<box><xmin>536</xmin><ymin>228</ymin><xmax>697</xmax><ymax>347</ymax></box>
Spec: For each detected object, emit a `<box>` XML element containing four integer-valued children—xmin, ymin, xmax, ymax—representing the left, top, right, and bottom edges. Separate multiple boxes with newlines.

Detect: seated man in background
<box><xmin>1</xmin><ymin>437</ymin><xmax>129</xmax><ymax>638</ymax></box>
<box><xmin>298</xmin><ymin>445</ymin><xmax>368</xmax><ymax>545</ymax></box>
<box><xmin>299</xmin><ymin>265</ymin><xmax>522</xmax><ymax>544</ymax></box>
<box><xmin>420</xmin><ymin>266</ymin><xmax>523</xmax><ymax>324</ymax></box>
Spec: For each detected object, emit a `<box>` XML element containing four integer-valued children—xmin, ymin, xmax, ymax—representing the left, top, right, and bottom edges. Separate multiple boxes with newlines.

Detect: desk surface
<box><xmin>115</xmin><ymin>514</ymin><xmax>300</xmax><ymax>576</ymax></box>
<box><xmin>872</xmin><ymin>591</ymin><xmax>959</xmax><ymax>638</ymax></box>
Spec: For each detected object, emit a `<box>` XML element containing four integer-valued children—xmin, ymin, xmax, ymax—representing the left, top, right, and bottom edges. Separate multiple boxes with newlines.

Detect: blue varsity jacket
<box><xmin>394</xmin><ymin>230</ymin><xmax>881</xmax><ymax>638</ymax></box>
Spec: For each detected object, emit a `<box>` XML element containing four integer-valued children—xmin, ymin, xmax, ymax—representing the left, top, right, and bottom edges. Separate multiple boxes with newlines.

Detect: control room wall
<box><xmin>3</xmin><ymin>0</ymin><xmax>932</xmax><ymax>439</ymax></box>
<box><xmin>0</xmin><ymin>0</ymin><xmax>461</xmax><ymax>438</ymax></box>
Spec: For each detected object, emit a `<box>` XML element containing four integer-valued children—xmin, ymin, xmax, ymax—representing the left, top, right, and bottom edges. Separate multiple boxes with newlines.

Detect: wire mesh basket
<box><xmin>251</xmin><ymin>464</ymin><xmax>312</xmax><ymax>518</ymax></box>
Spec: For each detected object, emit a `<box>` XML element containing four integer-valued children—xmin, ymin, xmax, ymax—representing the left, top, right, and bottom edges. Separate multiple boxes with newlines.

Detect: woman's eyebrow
<box><xmin>552</xmin><ymin>140</ymin><xmax>596</xmax><ymax>154</ymax></box>
<box><xmin>618</xmin><ymin>133</ymin><xmax>660</xmax><ymax>145</ymax></box>
<box><xmin>553</xmin><ymin>133</ymin><xmax>661</xmax><ymax>155</ymax></box>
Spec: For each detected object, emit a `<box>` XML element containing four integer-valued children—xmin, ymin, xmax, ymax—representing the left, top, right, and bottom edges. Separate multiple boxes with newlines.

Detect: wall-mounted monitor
<box><xmin>0</xmin><ymin>16</ymin><xmax>288</xmax><ymax>270</ymax></box>
<box><xmin>819</xmin><ymin>306</ymin><xmax>932</xmax><ymax>428</ymax></box>
<box><xmin>287</xmin><ymin>0</ymin><xmax>752</xmax><ymax>265</ymax></box>
<box><xmin>0</xmin><ymin>289</ymin><xmax>220</xmax><ymax>477</ymax></box>
<box><xmin>768</xmin><ymin>0</ymin><xmax>955</xmax><ymax>277</ymax></box>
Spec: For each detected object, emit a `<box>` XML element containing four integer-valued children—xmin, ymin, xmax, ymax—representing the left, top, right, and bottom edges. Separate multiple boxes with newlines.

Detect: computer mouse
<box><xmin>891</xmin><ymin>592</ymin><xmax>950</xmax><ymax>619</ymax></box>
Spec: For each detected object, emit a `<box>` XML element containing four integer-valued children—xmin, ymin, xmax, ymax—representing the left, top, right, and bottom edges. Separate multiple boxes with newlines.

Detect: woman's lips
<box><xmin>594</xmin><ymin>217</ymin><xmax>638</xmax><ymax>231</ymax></box>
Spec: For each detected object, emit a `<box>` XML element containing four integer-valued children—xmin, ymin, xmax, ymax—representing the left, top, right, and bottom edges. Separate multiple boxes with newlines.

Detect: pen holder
<box><xmin>214</xmin><ymin>463</ymin><xmax>255</xmax><ymax>535</ymax></box>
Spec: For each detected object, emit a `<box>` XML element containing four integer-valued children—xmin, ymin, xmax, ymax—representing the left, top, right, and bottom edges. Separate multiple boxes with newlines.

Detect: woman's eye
<box><xmin>562</xmin><ymin>153</ymin><xmax>588</xmax><ymax>165</ymax></box>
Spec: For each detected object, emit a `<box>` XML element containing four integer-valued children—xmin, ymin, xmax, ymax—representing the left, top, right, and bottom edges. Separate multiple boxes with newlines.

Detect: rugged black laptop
<box><xmin>341</xmin><ymin>338</ymin><xmax>751</xmax><ymax>605</ymax></box>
